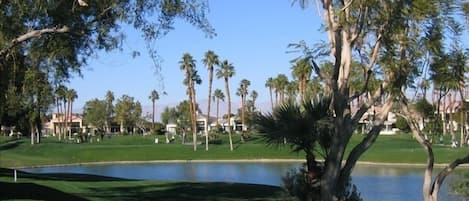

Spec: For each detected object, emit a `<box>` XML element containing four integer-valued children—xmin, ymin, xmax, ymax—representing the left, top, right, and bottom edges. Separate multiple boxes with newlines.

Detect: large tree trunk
<box><xmin>225</xmin><ymin>78</ymin><xmax>233</xmax><ymax>151</ymax></box>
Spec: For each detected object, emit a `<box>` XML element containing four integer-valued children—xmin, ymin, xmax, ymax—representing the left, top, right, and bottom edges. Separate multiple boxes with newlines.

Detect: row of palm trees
<box><xmin>54</xmin><ymin>86</ymin><xmax>78</xmax><ymax>141</ymax></box>
<box><xmin>265</xmin><ymin>58</ymin><xmax>320</xmax><ymax>110</ymax></box>
<box><xmin>177</xmin><ymin>50</ymin><xmax>240</xmax><ymax>151</ymax></box>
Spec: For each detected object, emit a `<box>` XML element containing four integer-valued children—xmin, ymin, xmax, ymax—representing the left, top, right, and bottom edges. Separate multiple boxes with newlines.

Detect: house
<box><xmin>165</xmin><ymin>112</ymin><xmax>244</xmax><ymax>135</ymax></box>
<box><xmin>353</xmin><ymin>105</ymin><xmax>398</xmax><ymax>135</ymax></box>
<box><xmin>44</xmin><ymin>113</ymin><xmax>83</xmax><ymax>136</ymax></box>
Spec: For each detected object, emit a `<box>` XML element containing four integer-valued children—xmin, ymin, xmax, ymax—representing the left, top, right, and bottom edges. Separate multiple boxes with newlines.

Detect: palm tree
<box><xmin>265</xmin><ymin>77</ymin><xmax>275</xmax><ymax>111</ymax></box>
<box><xmin>236</xmin><ymin>79</ymin><xmax>250</xmax><ymax>137</ymax></box>
<box><xmin>250</xmin><ymin>90</ymin><xmax>258</xmax><ymax>110</ymax></box>
<box><xmin>274</xmin><ymin>74</ymin><xmax>289</xmax><ymax>104</ymax></box>
<box><xmin>286</xmin><ymin>81</ymin><xmax>298</xmax><ymax>103</ymax></box>
<box><xmin>255</xmin><ymin>96</ymin><xmax>333</xmax><ymax>199</ymax></box>
<box><xmin>105</xmin><ymin>90</ymin><xmax>114</xmax><ymax>133</ymax></box>
<box><xmin>202</xmin><ymin>50</ymin><xmax>219</xmax><ymax>151</ymax></box>
<box><xmin>217</xmin><ymin>59</ymin><xmax>235</xmax><ymax>151</ymax></box>
<box><xmin>179</xmin><ymin>53</ymin><xmax>199</xmax><ymax>151</ymax></box>
<box><xmin>54</xmin><ymin>85</ymin><xmax>66</xmax><ymax>141</ymax></box>
<box><xmin>149</xmin><ymin>89</ymin><xmax>159</xmax><ymax>132</ymax></box>
<box><xmin>66</xmin><ymin>88</ymin><xmax>78</xmax><ymax>139</ymax></box>
<box><xmin>213</xmin><ymin>89</ymin><xmax>225</xmax><ymax>125</ymax></box>
<box><xmin>291</xmin><ymin>59</ymin><xmax>312</xmax><ymax>101</ymax></box>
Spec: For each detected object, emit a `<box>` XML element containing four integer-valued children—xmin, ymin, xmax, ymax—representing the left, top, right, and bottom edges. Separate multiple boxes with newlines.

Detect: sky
<box><xmin>68</xmin><ymin>0</ymin><xmax>326</xmax><ymax>119</ymax></box>
<box><xmin>66</xmin><ymin>1</ymin><xmax>469</xmax><ymax>121</ymax></box>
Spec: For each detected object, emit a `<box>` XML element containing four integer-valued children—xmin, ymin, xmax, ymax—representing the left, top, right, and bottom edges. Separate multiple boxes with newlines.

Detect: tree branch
<box><xmin>398</xmin><ymin>97</ymin><xmax>435</xmax><ymax>201</ymax></box>
<box><xmin>431</xmin><ymin>154</ymin><xmax>469</xmax><ymax>199</ymax></box>
<box><xmin>0</xmin><ymin>26</ymin><xmax>70</xmax><ymax>59</ymax></box>
<box><xmin>351</xmin><ymin>79</ymin><xmax>388</xmax><ymax>127</ymax></box>
<box><xmin>338</xmin><ymin>95</ymin><xmax>393</xmax><ymax>188</ymax></box>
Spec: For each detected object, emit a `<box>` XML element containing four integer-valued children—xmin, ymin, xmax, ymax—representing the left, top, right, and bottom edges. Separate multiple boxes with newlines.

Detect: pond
<box><xmin>22</xmin><ymin>162</ymin><xmax>468</xmax><ymax>201</ymax></box>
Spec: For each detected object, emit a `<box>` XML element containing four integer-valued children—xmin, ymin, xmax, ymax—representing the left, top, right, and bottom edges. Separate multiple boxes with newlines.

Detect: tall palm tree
<box><xmin>179</xmin><ymin>53</ymin><xmax>200</xmax><ymax>151</ymax></box>
<box><xmin>66</xmin><ymin>89</ymin><xmax>77</xmax><ymax>139</ymax></box>
<box><xmin>149</xmin><ymin>89</ymin><xmax>159</xmax><ymax>132</ymax></box>
<box><xmin>291</xmin><ymin>59</ymin><xmax>312</xmax><ymax>101</ymax></box>
<box><xmin>105</xmin><ymin>90</ymin><xmax>114</xmax><ymax>133</ymax></box>
<box><xmin>217</xmin><ymin>59</ymin><xmax>235</xmax><ymax>151</ymax></box>
<box><xmin>265</xmin><ymin>77</ymin><xmax>275</xmax><ymax>111</ymax></box>
<box><xmin>237</xmin><ymin>79</ymin><xmax>250</xmax><ymax>135</ymax></box>
<box><xmin>54</xmin><ymin>85</ymin><xmax>66</xmax><ymax>141</ymax></box>
<box><xmin>202</xmin><ymin>50</ymin><xmax>219</xmax><ymax>151</ymax></box>
<box><xmin>213</xmin><ymin>89</ymin><xmax>225</xmax><ymax>125</ymax></box>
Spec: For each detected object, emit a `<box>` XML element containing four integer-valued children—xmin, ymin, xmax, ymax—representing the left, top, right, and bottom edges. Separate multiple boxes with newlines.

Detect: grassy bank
<box><xmin>1</xmin><ymin>133</ymin><xmax>469</xmax><ymax>168</ymax></box>
<box><xmin>0</xmin><ymin>168</ymin><xmax>288</xmax><ymax>201</ymax></box>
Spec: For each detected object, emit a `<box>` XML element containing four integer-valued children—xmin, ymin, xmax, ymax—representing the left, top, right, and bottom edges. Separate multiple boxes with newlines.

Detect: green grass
<box><xmin>1</xmin><ymin>133</ymin><xmax>469</xmax><ymax>200</ymax></box>
<box><xmin>1</xmin><ymin>133</ymin><xmax>469</xmax><ymax>168</ymax></box>
<box><xmin>0</xmin><ymin>168</ymin><xmax>288</xmax><ymax>201</ymax></box>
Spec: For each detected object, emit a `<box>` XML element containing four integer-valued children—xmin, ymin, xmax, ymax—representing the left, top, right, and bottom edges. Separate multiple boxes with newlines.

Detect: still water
<box><xmin>22</xmin><ymin>162</ymin><xmax>468</xmax><ymax>201</ymax></box>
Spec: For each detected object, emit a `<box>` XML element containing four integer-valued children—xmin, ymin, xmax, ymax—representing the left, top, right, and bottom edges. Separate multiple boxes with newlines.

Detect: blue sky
<box><xmin>69</xmin><ymin>1</ymin><xmax>325</xmax><ymax>118</ymax></box>
<box><xmin>67</xmin><ymin>1</ymin><xmax>469</xmax><ymax>120</ymax></box>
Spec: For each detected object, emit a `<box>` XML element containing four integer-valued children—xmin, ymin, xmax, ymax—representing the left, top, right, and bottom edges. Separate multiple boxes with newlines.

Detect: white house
<box><xmin>165</xmin><ymin>113</ymin><xmax>243</xmax><ymax>135</ymax></box>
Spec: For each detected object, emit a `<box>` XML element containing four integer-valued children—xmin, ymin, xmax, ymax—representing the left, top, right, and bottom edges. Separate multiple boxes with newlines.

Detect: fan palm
<box><xmin>255</xmin><ymin>96</ymin><xmax>332</xmax><ymax>175</ymax></box>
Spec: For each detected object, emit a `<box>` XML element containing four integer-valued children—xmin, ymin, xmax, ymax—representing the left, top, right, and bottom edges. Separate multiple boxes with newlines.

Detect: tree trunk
<box><xmin>459</xmin><ymin>89</ymin><xmax>465</xmax><ymax>147</ymax></box>
<box><xmin>206</xmin><ymin>68</ymin><xmax>214</xmax><ymax>151</ymax></box>
<box><xmin>30</xmin><ymin>125</ymin><xmax>35</xmax><ymax>145</ymax></box>
<box><xmin>216</xmin><ymin>98</ymin><xmax>220</xmax><ymax>125</ymax></box>
<box><xmin>56</xmin><ymin>99</ymin><xmax>62</xmax><ymax>140</ymax></box>
<box><xmin>189</xmin><ymin>80</ymin><xmax>197</xmax><ymax>151</ymax></box>
<box><xmin>269</xmin><ymin>87</ymin><xmax>274</xmax><ymax>111</ymax></box>
<box><xmin>225</xmin><ymin>78</ymin><xmax>233</xmax><ymax>151</ymax></box>
<box><xmin>69</xmin><ymin>100</ymin><xmax>74</xmax><ymax>139</ymax></box>
<box><xmin>152</xmin><ymin>100</ymin><xmax>155</xmax><ymax>131</ymax></box>
<box><xmin>241</xmin><ymin>94</ymin><xmax>246</xmax><ymax>142</ymax></box>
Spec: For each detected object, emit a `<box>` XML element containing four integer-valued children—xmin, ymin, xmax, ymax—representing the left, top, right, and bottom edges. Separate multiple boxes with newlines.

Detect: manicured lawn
<box><xmin>1</xmin><ymin>133</ymin><xmax>469</xmax><ymax>200</ymax></box>
<box><xmin>1</xmin><ymin>133</ymin><xmax>469</xmax><ymax>168</ymax></box>
<box><xmin>0</xmin><ymin>168</ymin><xmax>288</xmax><ymax>201</ymax></box>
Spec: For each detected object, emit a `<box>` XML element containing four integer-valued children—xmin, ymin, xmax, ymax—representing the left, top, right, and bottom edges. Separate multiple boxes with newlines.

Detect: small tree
<box><xmin>255</xmin><ymin>96</ymin><xmax>334</xmax><ymax>200</ymax></box>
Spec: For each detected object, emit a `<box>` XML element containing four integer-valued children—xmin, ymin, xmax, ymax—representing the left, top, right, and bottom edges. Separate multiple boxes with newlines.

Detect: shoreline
<box><xmin>13</xmin><ymin>159</ymin><xmax>469</xmax><ymax>169</ymax></box>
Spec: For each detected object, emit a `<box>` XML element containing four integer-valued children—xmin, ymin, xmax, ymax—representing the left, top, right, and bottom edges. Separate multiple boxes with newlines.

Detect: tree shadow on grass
<box><xmin>0</xmin><ymin>140</ymin><xmax>23</xmax><ymax>151</ymax></box>
<box><xmin>0</xmin><ymin>168</ymin><xmax>132</xmax><ymax>182</ymax></box>
<box><xmin>87</xmin><ymin>182</ymin><xmax>288</xmax><ymax>201</ymax></box>
<box><xmin>0</xmin><ymin>181</ymin><xmax>89</xmax><ymax>201</ymax></box>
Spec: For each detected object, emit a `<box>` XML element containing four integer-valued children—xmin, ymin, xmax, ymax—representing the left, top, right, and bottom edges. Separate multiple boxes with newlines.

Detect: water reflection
<box><xmin>22</xmin><ymin>162</ymin><xmax>468</xmax><ymax>201</ymax></box>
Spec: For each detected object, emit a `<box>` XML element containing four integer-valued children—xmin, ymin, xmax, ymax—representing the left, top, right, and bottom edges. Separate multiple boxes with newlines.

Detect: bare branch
<box><xmin>0</xmin><ymin>26</ymin><xmax>70</xmax><ymax>58</ymax></box>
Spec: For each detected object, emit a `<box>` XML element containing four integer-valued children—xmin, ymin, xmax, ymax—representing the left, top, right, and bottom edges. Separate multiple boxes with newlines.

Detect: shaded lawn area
<box><xmin>0</xmin><ymin>168</ymin><xmax>288</xmax><ymax>201</ymax></box>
